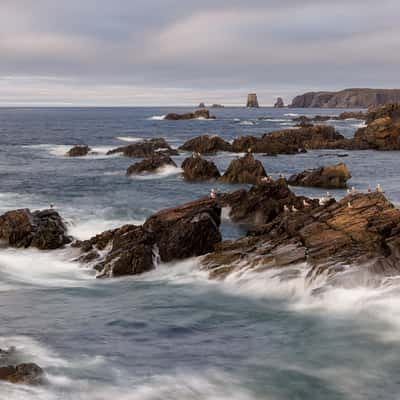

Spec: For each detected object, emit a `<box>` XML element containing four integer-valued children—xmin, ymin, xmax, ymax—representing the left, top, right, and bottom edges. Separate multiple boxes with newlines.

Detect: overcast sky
<box><xmin>1</xmin><ymin>0</ymin><xmax>399</xmax><ymax>106</ymax></box>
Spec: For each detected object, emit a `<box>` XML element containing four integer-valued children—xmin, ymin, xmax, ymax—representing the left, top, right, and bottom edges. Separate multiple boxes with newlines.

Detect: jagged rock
<box><xmin>181</xmin><ymin>156</ymin><xmax>221</xmax><ymax>181</ymax></box>
<box><xmin>107</xmin><ymin>138</ymin><xmax>178</xmax><ymax>157</ymax></box>
<box><xmin>338</xmin><ymin>111</ymin><xmax>366</xmax><ymax>120</ymax></box>
<box><xmin>231</xmin><ymin>125</ymin><xmax>344</xmax><ymax>154</ymax></box>
<box><xmin>366</xmin><ymin>103</ymin><xmax>400</xmax><ymax>124</ymax></box>
<box><xmin>202</xmin><ymin>192</ymin><xmax>400</xmax><ymax>282</ymax></box>
<box><xmin>66</xmin><ymin>145</ymin><xmax>91</xmax><ymax>157</ymax></box>
<box><xmin>164</xmin><ymin>109</ymin><xmax>214</xmax><ymax>120</ymax></box>
<box><xmin>144</xmin><ymin>199</ymin><xmax>221</xmax><ymax>262</ymax></box>
<box><xmin>0</xmin><ymin>363</ymin><xmax>44</xmax><ymax>385</ymax></box>
<box><xmin>219</xmin><ymin>153</ymin><xmax>267</xmax><ymax>184</ymax></box>
<box><xmin>179</xmin><ymin>135</ymin><xmax>232</xmax><ymax>154</ymax></box>
<box><xmin>274</xmin><ymin>97</ymin><xmax>285</xmax><ymax>108</ymax></box>
<box><xmin>198</xmin><ymin>102</ymin><xmax>206</xmax><ymax>108</ymax></box>
<box><xmin>246</xmin><ymin>93</ymin><xmax>259</xmax><ymax>108</ymax></box>
<box><xmin>218</xmin><ymin>178</ymin><xmax>318</xmax><ymax>224</ymax></box>
<box><xmin>127</xmin><ymin>154</ymin><xmax>177</xmax><ymax>175</ymax></box>
<box><xmin>0</xmin><ymin>209</ymin><xmax>71</xmax><ymax>250</ymax></box>
<box><xmin>290</xmin><ymin>88</ymin><xmax>400</xmax><ymax>108</ymax></box>
<box><xmin>288</xmin><ymin>163</ymin><xmax>351</xmax><ymax>189</ymax></box>
<box><xmin>77</xmin><ymin>199</ymin><xmax>222</xmax><ymax>277</ymax></box>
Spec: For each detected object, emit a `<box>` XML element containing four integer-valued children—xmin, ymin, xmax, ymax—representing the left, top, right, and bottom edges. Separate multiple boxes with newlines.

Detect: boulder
<box><xmin>0</xmin><ymin>363</ymin><xmax>44</xmax><ymax>385</ymax></box>
<box><xmin>66</xmin><ymin>145</ymin><xmax>91</xmax><ymax>157</ymax></box>
<box><xmin>181</xmin><ymin>155</ymin><xmax>221</xmax><ymax>181</ymax></box>
<box><xmin>164</xmin><ymin>109</ymin><xmax>214</xmax><ymax>120</ymax></box>
<box><xmin>0</xmin><ymin>209</ymin><xmax>71</xmax><ymax>250</ymax></box>
<box><xmin>107</xmin><ymin>138</ymin><xmax>178</xmax><ymax>158</ymax></box>
<box><xmin>218</xmin><ymin>178</ymin><xmax>318</xmax><ymax>224</ymax></box>
<box><xmin>288</xmin><ymin>163</ymin><xmax>351</xmax><ymax>188</ymax></box>
<box><xmin>274</xmin><ymin>97</ymin><xmax>285</xmax><ymax>108</ymax></box>
<box><xmin>77</xmin><ymin>199</ymin><xmax>222</xmax><ymax>277</ymax></box>
<box><xmin>179</xmin><ymin>135</ymin><xmax>232</xmax><ymax>154</ymax></box>
<box><xmin>219</xmin><ymin>153</ymin><xmax>267</xmax><ymax>184</ymax></box>
<box><xmin>127</xmin><ymin>154</ymin><xmax>177</xmax><ymax>176</ymax></box>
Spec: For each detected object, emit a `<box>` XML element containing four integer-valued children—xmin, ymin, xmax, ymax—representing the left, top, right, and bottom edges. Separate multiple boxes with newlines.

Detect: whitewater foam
<box><xmin>116</xmin><ymin>137</ymin><xmax>143</xmax><ymax>143</ymax></box>
<box><xmin>147</xmin><ymin>115</ymin><xmax>166</xmax><ymax>120</ymax></box>
<box><xmin>128</xmin><ymin>165</ymin><xmax>183</xmax><ymax>180</ymax></box>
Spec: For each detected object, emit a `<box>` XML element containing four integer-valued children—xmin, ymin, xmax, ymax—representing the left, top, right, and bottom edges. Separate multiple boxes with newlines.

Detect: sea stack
<box><xmin>246</xmin><ymin>93</ymin><xmax>259</xmax><ymax>108</ymax></box>
<box><xmin>274</xmin><ymin>97</ymin><xmax>285</xmax><ymax>108</ymax></box>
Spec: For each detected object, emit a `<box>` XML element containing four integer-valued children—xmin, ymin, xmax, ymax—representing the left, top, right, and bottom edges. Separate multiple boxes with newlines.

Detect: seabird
<box><xmin>284</xmin><ymin>205</ymin><xmax>290</xmax><ymax>213</ymax></box>
<box><xmin>247</xmin><ymin>148</ymin><xmax>252</xmax><ymax>154</ymax></box>
<box><xmin>291</xmin><ymin>205</ymin><xmax>298</xmax><ymax>213</ymax></box>
<box><xmin>348</xmin><ymin>202</ymin><xmax>352</xmax><ymax>209</ymax></box>
<box><xmin>303</xmin><ymin>199</ymin><xmax>310</xmax><ymax>208</ymax></box>
<box><xmin>210</xmin><ymin>189</ymin><xmax>217</xmax><ymax>199</ymax></box>
<box><xmin>368</xmin><ymin>185</ymin><xmax>372</xmax><ymax>193</ymax></box>
<box><xmin>351</xmin><ymin>186</ymin><xmax>357</xmax><ymax>194</ymax></box>
<box><xmin>347</xmin><ymin>189</ymin><xmax>351</xmax><ymax>195</ymax></box>
<box><xmin>376</xmin><ymin>184</ymin><xmax>384</xmax><ymax>193</ymax></box>
<box><xmin>50</xmin><ymin>203</ymin><xmax>54</xmax><ymax>209</ymax></box>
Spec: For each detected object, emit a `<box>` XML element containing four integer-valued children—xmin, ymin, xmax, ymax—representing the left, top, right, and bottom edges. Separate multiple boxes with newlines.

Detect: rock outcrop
<box><xmin>107</xmin><ymin>138</ymin><xmax>178</xmax><ymax>158</ymax></box>
<box><xmin>181</xmin><ymin>156</ymin><xmax>221</xmax><ymax>181</ymax></box>
<box><xmin>274</xmin><ymin>97</ymin><xmax>285</xmax><ymax>108</ymax></box>
<box><xmin>198</xmin><ymin>102</ymin><xmax>206</xmax><ymax>108</ymax></box>
<box><xmin>246</xmin><ymin>93</ymin><xmax>259</xmax><ymax>108</ymax></box>
<box><xmin>66</xmin><ymin>145</ymin><xmax>91</xmax><ymax>157</ymax></box>
<box><xmin>0</xmin><ymin>363</ymin><xmax>44</xmax><ymax>385</ymax></box>
<box><xmin>0</xmin><ymin>209</ymin><xmax>71</xmax><ymax>250</ymax></box>
<box><xmin>219</xmin><ymin>153</ymin><xmax>267</xmax><ymax>184</ymax></box>
<box><xmin>203</xmin><ymin>192</ymin><xmax>400</xmax><ymax>282</ymax></box>
<box><xmin>232</xmin><ymin>125</ymin><xmax>344</xmax><ymax>154</ymax></box>
<box><xmin>179</xmin><ymin>135</ymin><xmax>232</xmax><ymax>154</ymax></box>
<box><xmin>76</xmin><ymin>199</ymin><xmax>222</xmax><ymax>277</ymax></box>
<box><xmin>290</xmin><ymin>88</ymin><xmax>400</xmax><ymax>108</ymax></box>
<box><xmin>127</xmin><ymin>154</ymin><xmax>177</xmax><ymax>176</ymax></box>
<box><xmin>164</xmin><ymin>109</ymin><xmax>214</xmax><ymax>120</ymax></box>
<box><xmin>288</xmin><ymin>163</ymin><xmax>351</xmax><ymax>189</ymax></box>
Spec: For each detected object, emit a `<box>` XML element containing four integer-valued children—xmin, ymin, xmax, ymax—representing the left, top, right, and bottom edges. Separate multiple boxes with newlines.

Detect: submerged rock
<box><xmin>181</xmin><ymin>155</ymin><xmax>221</xmax><ymax>181</ymax></box>
<box><xmin>219</xmin><ymin>153</ymin><xmax>267</xmax><ymax>184</ymax></box>
<box><xmin>107</xmin><ymin>138</ymin><xmax>178</xmax><ymax>157</ymax></box>
<box><xmin>164</xmin><ymin>109</ymin><xmax>214</xmax><ymax>120</ymax></box>
<box><xmin>0</xmin><ymin>209</ymin><xmax>71</xmax><ymax>250</ymax></box>
<box><xmin>127</xmin><ymin>154</ymin><xmax>177</xmax><ymax>176</ymax></box>
<box><xmin>78</xmin><ymin>199</ymin><xmax>222</xmax><ymax>277</ymax></box>
<box><xmin>288</xmin><ymin>162</ymin><xmax>351</xmax><ymax>188</ymax></box>
<box><xmin>179</xmin><ymin>135</ymin><xmax>232</xmax><ymax>154</ymax></box>
<box><xmin>66</xmin><ymin>145</ymin><xmax>91</xmax><ymax>157</ymax></box>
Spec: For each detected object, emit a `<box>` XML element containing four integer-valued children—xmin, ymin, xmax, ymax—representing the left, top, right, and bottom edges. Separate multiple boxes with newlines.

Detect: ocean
<box><xmin>0</xmin><ymin>106</ymin><xmax>400</xmax><ymax>399</ymax></box>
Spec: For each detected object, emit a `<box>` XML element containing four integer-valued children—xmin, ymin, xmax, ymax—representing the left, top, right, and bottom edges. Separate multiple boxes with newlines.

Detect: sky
<box><xmin>0</xmin><ymin>0</ymin><xmax>399</xmax><ymax>106</ymax></box>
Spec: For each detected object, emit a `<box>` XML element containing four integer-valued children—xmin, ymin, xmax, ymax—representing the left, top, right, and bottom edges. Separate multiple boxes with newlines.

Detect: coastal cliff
<box><xmin>290</xmin><ymin>88</ymin><xmax>400</xmax><ymax>108</ymax></box>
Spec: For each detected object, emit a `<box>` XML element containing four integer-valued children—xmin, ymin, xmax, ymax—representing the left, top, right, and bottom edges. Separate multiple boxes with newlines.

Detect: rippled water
<box><xmin>0</xmin><ymin>107</ymin><xmax>400</xmax><ymax>399</ymax></box>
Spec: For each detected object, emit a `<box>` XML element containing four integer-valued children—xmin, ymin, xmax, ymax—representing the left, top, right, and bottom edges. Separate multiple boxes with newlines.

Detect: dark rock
<box><xmin>274</xmin><ymin>97</ymin><xmax>285</xmax><ymax>108</ymax></box>
<box><xmin>179</xmin><ymin>135</ymin><xmax>232</xmax><ymax>154</ymax></box>
<box><xmin>66</xmin><ymin>145</ymin><xmax>91</xmax><ymax>157</ymax></box>
<box><xmin>219</xmin><ymin>153</ymin><xmax>267</xmax><ymax>184</ymax></box>
<box><xmin>0</xmin><ymin>209</ymin><xmax>71</xmax><ymax>250</ymax></box>
<box><xmin>288</xmin><ymin>163</ymin><xmax>351</xmax><ymax>189</ymax></box>
<box><xmin>181</xmin><ymin>155</ymin><xmax>221</xmax><ymax>181</ymax></box>
<box><xmin>107</xmin><ymin>138</ymin><xmax>178</xmax><ymax>158</ymax></box>
<box><xmin>198</xmin><ymin>102</ymin><xmax>206</xmax><ymax>108</ymax></box>
<box><xmin>78</xmin><ymin>199</ymin><xmax>222</xmax><ymax>277</ymax></box>
<box><xmin>127</xmin><ymin>154</ymin><xmax>177</xmax><ymax>176</ymax></box>
<box><xmin>165</xmin><ymin>109</ymin><xmax>214</xmax><ymax>120</ymax></box>
<box><xmin>0</xmin><ymin>363</ymin><xmax>44</xmax><ymax>385</ymax></box>
<box><xmin>144</xmin><ymin>198</ymin><xmax>221</xmax><ymax>262</ymax></box>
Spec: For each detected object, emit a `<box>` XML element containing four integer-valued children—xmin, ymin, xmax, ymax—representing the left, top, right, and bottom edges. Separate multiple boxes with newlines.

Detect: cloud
<box><xmin>0</xmin><ymin>0</ymin><xmax>399</xmax><ymax>105</ymax></box>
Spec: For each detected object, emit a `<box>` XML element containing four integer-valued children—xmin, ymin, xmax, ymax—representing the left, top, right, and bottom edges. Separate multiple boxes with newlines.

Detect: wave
<box><xmin>116</xmin><ymin>137</ymin><xmax>143</xmax><ymax>143</ymax></box>
<box><xmin>239</xmin><ymin>121</ymin><xmax>255</xmax><ymax>126</ymax></box>
<box><xmin>23</xmin><ymin>144</ymin><xmax>115</xmax><ymax>158</ymax></box>
<box><xmin>258</xmin><ymin>118</ymin><xmax>289</xmax><ymax>122</ymax></box>
<box><xmin>128</xmin><ymin>165</ymin><xmax>183</xmax><ymax>181</ymax></box>
<box><xmin>147</xmin><ymin>115</ymin><xmax>166</xmax><ymax>120</ymax></box>
<box><xmin>285</xmin><ymin>113</ymin><xmax>300</xmax><ymax>117</ymax></box>
<box><xmin>351</xmin><ymin>122</ymin><xmax>367</xmax><ymax>129</ymax></box>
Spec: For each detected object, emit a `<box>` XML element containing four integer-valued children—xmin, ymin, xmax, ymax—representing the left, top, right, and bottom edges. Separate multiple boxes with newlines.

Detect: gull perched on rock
<box><xmin>303</xmin><ymin>199</ymin><xmax>310</xmax><ymax>208</ymax></box>
<box><xmin>291</xmin><ymin>205</ymin><xmax>298</xmax><ymax>213</ymax></box>
<box><xmin>348</xmin><ymin>202</ymin><xmax>353</xmax><ymax>209</ymax></box>
<box><xmin>376</xmin><ymin>184</ymin><xmax>384</xmax><ymax>193</ymax></box>
<box><xmin>351</xmin><ymin>186</ymin><xmax>357</xmax><ymax>195</ymax></box>
<box><xmin>284</xmin><ymin>205</ymin><xmax>290</xmax><ymax>213</ymax></box>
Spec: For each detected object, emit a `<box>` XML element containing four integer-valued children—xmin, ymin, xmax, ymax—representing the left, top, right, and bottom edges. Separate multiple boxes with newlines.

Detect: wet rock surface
<box><xmin>126</xmin><ymin>154</ymin><xmax>177</xmax><ymax>176</ymax></box>
<box><xmin>179</xmin><ymin>135</ymin><xmax>232</xmax><ymax>154</ymax></box>
<box><xmin>288</xmin><ymin>162</ymin><xmax>351</xmax><ymax>188</ymax></box>
<box><xmin>165</xmin><ymin>109</ymin><xmax>214</xmax><ymax>120</ymax></box>
<box><xmin>66</xmin><ymin>145</ymin><xmax>91</xmax><ymax>157</ymax></box>
<box><xmin>107</xmin><ymin>138</ymin><xmax>178</xmax><ymax>157</ymax></box>
<box><xmin>181</xmin><ymin>155</ymin><xmax>221</xmax><ymax>181</ymax></box>
<box><xmin>77</xmin><ymin>199</ymin><xmax>222</xmax><ymax>277</ymax></box>
<box><xmin>0</xmin><ymin>209</ymin><xmax>71</xmax><ymax>250</ymax></box>
<box><xmin>219</xmin><ymin>153</ymin><xmax>267</xmax><ymax>184</ymax></box>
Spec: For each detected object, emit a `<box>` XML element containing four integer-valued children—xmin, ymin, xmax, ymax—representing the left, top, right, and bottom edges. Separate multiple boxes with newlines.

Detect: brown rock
<box><xmin>274</xmin><ymin>97</ymin><xmax>285</xmax><ymax>108</ymax></box>
<box><xmin>288</xmin><ymin>163</ymin><xmax>351</xmax><ymax>189</ymax></box>
<box><xmin>165</xmin><ymin>109</ymin><xmax>214</xmax><ymax>120</ymax></box>
<box><xmin>219</xmin><ymin>153</ymin><xmax>267</xmax><ymax>184</ymax></box>
<box><xmin>179</xmin><ymin>135</ymin><xmax>232</xmax><ymax>154</ymax></box>
<box><xmin>66</xmin><ymin>145</ymin><xmax>91</xmax><ymax>157</ymax></box>
<box><xmin>181</xmin><ymin>155</ymin><xmax>221</xmax><ymax>181</ymax></box>
<box><xmin>0</xmin><ymin>363</ymin><xmax>44</xmax><ymax>385</ymax></box>
<box><xmin>127</xmin><ymin>154</ymin><xmax>177</xmax><ymax>176</ymax></box>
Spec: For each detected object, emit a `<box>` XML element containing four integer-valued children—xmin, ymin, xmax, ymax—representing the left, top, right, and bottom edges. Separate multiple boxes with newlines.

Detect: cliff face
<box><xmin>290</xmin><ymin>88</ymin><xmax>400</xmax><ymax>108</ymax></box>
